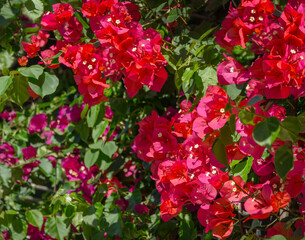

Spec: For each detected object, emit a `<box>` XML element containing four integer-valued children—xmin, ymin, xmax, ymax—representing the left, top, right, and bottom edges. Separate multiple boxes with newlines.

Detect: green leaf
<box><xmin>92</xmin><ymin>121</ymin><xmax>108</xmax><ymax>143</ymax></box>
<box><xmin>274</xmin><ymin>145</ymin><xmax>293</xmax><ymax>179</ymax></box>
<box><xmin>179</xmin><ymin>213</ymin><xmax>196</xmax><ymax>240</ymax></box>
<box><xmin>230</xmin><ymin>157</ymin><xmax>253</xmax><ymax>182</ymax></box>
<box><xmin>167</xmin><ymin>8</ymin><xmax>181</xmax><ymax>23</ymax></box>
<box><xmin>196</xmin><ymin>67</ymin><xmax>218</xmax><ymax>95</ymax></box>
<box><xmin>182</xmin><ymin>67</ymin><xmax>195</xmax><ymax>82</ymax></box>
<box><xmin>247</xmin><ymin>95</ymin><xmax>263</xmax><ymax>106</ymax></box>
<box><xmin>161</xmin><ymin>47</ymin><xmax>177</xmax><ymax>72</ymax></box>
<box><xmin>81</xmin><ymin>104</ymin><xmax>89</xmax><ymax>119</ymax></box>
<box><xmin>83</xmin><ymin>206</ymin><xmax>98</xmax><ymax>227</ymax></box>
<box><xmin>45</xmin><ymin>216</ymin><xmax>70</xmax><ymax>240</ymax></box>
<box><xmin>223</xmin><ymin>84</ymin><xmax>244</xmax><ymax>100</ymax></box>
<box><xmin>101</xmin><ymin>141</ymin><xmax>118</xmax><ymax>158</ymax></box>
<box><xmin>74</xmin><ymin>11</ymin><xmax>89</xmax><ymax>29</ymax></box>
<box><xmin>0</xmin><ymin>75</ymin><xmax>13</xmax><ymax>95</ymax></box>
<box><xmin>220</xmin><ymin>125</ymin><xmax>233</xmax><ymax>146</ymax></box>
<box><xmin>125</xmin><ymin>189</ymin><xmax>142</xmax><ymax>210</ymax></box>
<box><xmin>23</xmin><ymin>0</ymin><xmax>44</xmax><ymax>21</ymax></box>
<box><xmin>198</xmin><ymin>27</ymin><xmax>217</xmax><ymax>42</ymax></box>
<box><xmin>25</xmin><ymin>210</ymin><xmax>43</xmax><ymax>230</ymax></box>
<box><xmin>9</xmin><ymin>217</ymin><xmax>27</xmax><ymax>240</ymax></box>
<box><xmin>212</xmin><ymin>137</ymin><xmax>228</xmax><ymax>167</ymax></box>
<box><xmin>6</xmin><ymin>75</ymin><xmax>29</xmax><ymax>106</ymax></box>
<box><xmin>239</xmin><ymin>110</ymin><xmax>255</xmax><ymax>125</ymax></box>
<box><xmin>29</xmin><ymin>72</ymin><xmax>59</xmax><ymax>97</ymax></box>
<box><xmin>0</xmin><ymin>164</ymin><xmax>11</xmax><ymax>187</ymax></box>
<box><xmin>84</xmin><ymin>149</ymin><xmax>100</xmax><ymax>169</ymax></box>
<box><xmin>87</xmin><ymin>107</ymin><xmax>98</xmax><ymax>128</ymax></box>
<box><xmin>105</xmin><ymin>209</ymin><xmax>122</xmax><ymax>236</ymax></box>
<box><xmin>87</xmin><ymin>104</ymin><xmax>102</xmax><ymax>127</ymax></box>
<box><xmin>18</xmin><ymin>65</ymin><xmax>44</xmax><ymax>79</ymax></box>
<box><xmin>39</xmin><ymin>158</ymin><xmax>53</xmax><ymax>176</ymax></box>
<box><xmin>253</xmin><ymin>117</ymin><xmax>280</xmax><ymax>149</ymax></box>
<box><xmin>278</xmin><ymin>116</ymin><xmax>301</xmax><ymax>143</ymax></box>
<box><xmin>266</xmin><ymin>235</ymin><xmax>287</xmax><ymax>240</ymax></box>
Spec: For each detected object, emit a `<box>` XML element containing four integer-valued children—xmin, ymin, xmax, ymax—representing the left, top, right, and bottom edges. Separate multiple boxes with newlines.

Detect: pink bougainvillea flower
<box><xmin>23</xmin><ymin>161</ymin><xmax>40</xmax><ymax>181</ymax></box>
<box><xmin>160</xmin><ymin>191</ymin><xmax>183</xmax><ymax>222</ymax></box>
<box><xmin>21</xmin><ymin>146</ymin><xmax>37</xmax><ymax>160</ymax></box>
<box><xmin>58</xmin><ymin>16</ymin><xmax>83</xmax><ymax>42</ymax></box>
<box><xmin>219</xmin><ymin>176</ymin><xmax>247</xmax><ymax>204</ymax></box>
<box><xmin>197</xmin><ymin>85</ymin><xmax>232</xmax><ymax>130</ymax></box>
<box><xmin>0</xmin><ymin>110</ymin><xmax>16</xmax><ymax>122</ymax></box>
<box><xmin>28</xmin><ymin>113</ymin><xmax>48</xmax><ymax>134</ymax></box>
<box><xmin>41</xmin><ymin>3</ymin><xmax>74</xmax><ymax>31</ymax></box>
<box><xmin>198</xmin><ymin>198</ymin><xmax>236</xmax><ymax>239</ymax></box>
<box><xmin>22</xmin><ymin>42</ymin><xmax>40</xmax><ymax>58</ymax></box>
<box><xmin>135</xmin><ymin>204</ymin><xmax>149</xmax><ymax>214</ymax></box>
<box><xmin>217</xmin><ymin>55</ymin><xmax>249</xmax><ymax>85</ymax></box>
<box><xmin>0</xmin><ymin>143</ymin><xmax>18</xmax><ymax>166</ymax></box>
<box><xmin>31</xmin><ymin>30</ymin><xmax>50</xmax><ymax>48</ymax></box>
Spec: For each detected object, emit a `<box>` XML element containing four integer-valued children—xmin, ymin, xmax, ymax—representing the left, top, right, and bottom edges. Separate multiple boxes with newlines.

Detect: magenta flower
<box><xmin>0</xmin><ymin>143</ymin><xmax>18</xmax><ymax>165</ymax></box>
<box><xmin>135</xmin><ymin>204</ymin><xmax>149</xmax><ymax>214</ymax></box>
<box><xmin>28</xmin><ymin>113</ymin><xmax>48</xmax><ymax>134</ymax></box>
<box><xmin>0</xmin><ymin>110</ymin><xmax>17</xmax><ymax>122</ymax></box>
<box><xmin>22</xmin><ymin>146</ymin><xmax>37</xmax><ymax>160</ymax></box>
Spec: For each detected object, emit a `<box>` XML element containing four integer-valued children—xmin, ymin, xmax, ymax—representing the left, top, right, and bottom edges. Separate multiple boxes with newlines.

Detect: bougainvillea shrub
<box><xmin>0</xmin><ymin>0</ymin><xmax>305</xmax><ymax>239</ymax></box>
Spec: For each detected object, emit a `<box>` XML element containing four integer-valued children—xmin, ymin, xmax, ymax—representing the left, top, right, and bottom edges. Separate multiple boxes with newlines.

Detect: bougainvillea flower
<box><xmin>0</xmin><ymin>143</ymin><xmax>18</xmax><ymax>166</ymax></box>
<box><xmin>0</xmin><ymin>110</ymin><xmax>16</xmax><ymax>122</ymax></box>
<box><xmin>22</xmin><ymin>42</ymin><xmax>40</xmax><ymax>58</ymax></box>
<box><xmin>23</xmin><ymin>161</ymin><xmax>40</xmax><ymax>181</ymax></box>
<box><xmin>28</xmin><ymin>113</ymin><xmax>48</xmax><ymax>134</ymax></box>
<box><xmin>160</xmin><ymin>191</ymin><xmax>183</xmax><ymax>222</ymax></box>
<box><xmin>58</xmin><ymin>16</ymin><xmax>83</xmax><ymax>42</ymax></box>
<box><xmin>197</xmin><ymin>85</ymin><xmax>231</xmax><ymax>130</ymax></box>
<box><xmin>21</xmin><ymin>146</ymin><xmax>37</xmax><ymax>160</ymax></box>
<box><xmin>41</xmin><ymin>3</ymin><xmax>74</xmax><ymax>31</ymax></box>
<box><xmin>217</xmin><ymin>55</ymin><xmax>249</xmax><ymax>85</ymax></box>
<box><xmin>31</xmin><ymin>30</ymin><xmax>50</xmax><ymax>48</ymax></box>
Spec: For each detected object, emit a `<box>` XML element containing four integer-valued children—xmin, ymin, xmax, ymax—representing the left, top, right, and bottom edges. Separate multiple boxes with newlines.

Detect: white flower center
<box><xmin>220</xmin><ymin>108</ymin><xmax>225</xmax><ymax>113</ymax></box>
<box><xmin>88</xmin><ymin>65</ymin><xmax>93</xmax><ymax>70</ymax></box>
<box><xmin>158</xmin><ymin>132</ymin><xmax>162</xmax><ymax>138</ymax></box>
<box><xmin>229</xmin><ymin>67</ymin><xmax>234</xmax><ymax>73</ymax></box>
<box><xmin>250</xmin><ymin>16</ymin><xmax>255</xmax><ymax>22</ymax></box>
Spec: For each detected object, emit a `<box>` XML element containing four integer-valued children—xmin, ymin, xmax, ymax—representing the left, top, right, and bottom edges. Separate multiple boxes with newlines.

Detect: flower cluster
<box><xmin>133</xmin><ymin>85</ymin><xmax>305</xmax><ymax>239</ymax></box>
<box><xmin>216</xmin><ymin>0</ymin><xmax>305</xmax><ymax>99</ymax></box>
<box><xmin>21</xmin><ymin>1</ymin><xmax>168</xmax><ymax>106</ymax></box>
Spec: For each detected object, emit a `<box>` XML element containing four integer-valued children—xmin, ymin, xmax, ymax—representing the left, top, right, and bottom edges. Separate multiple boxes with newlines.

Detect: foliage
<box><xmin>0</xmin><ymin>0</ymin><xmax>305</xmax><ymax>240</ymax></box>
